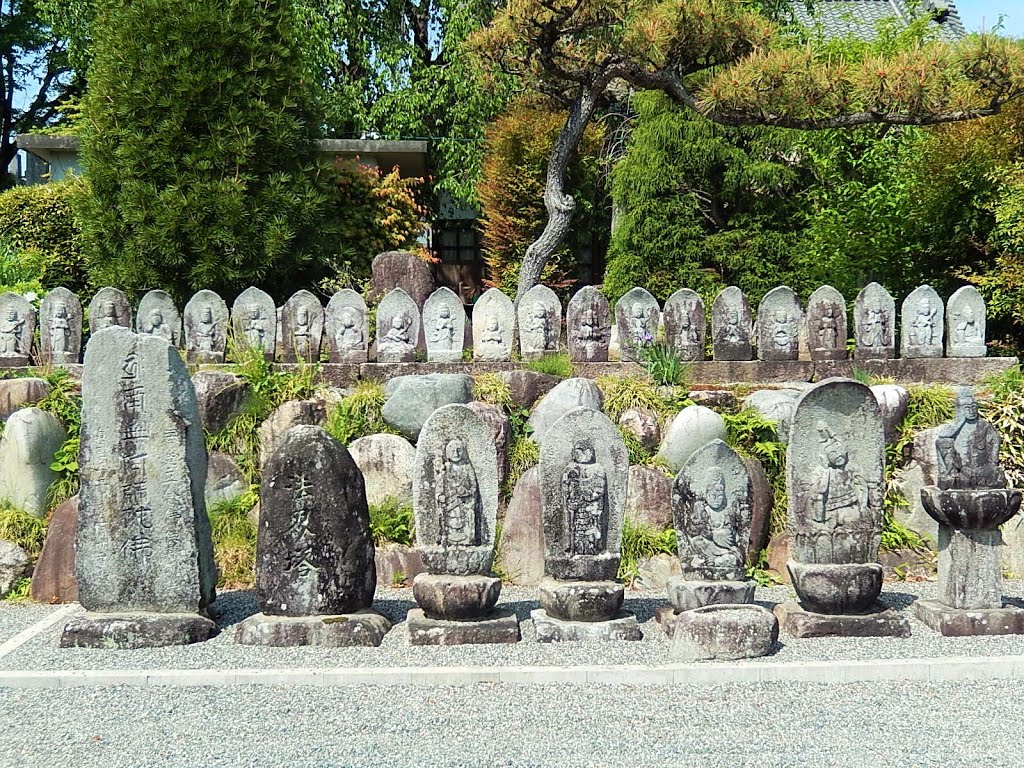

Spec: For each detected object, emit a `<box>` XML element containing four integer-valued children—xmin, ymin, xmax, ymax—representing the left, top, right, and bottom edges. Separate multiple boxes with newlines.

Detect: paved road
<box><xmin>3</xmin><ymin>680</ymin><xmax>1023</xmax><ymax>767</ymax></box>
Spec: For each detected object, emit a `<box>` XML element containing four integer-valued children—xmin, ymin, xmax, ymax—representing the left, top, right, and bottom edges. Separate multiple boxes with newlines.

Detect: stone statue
<box><xmin>935</xmin><ymin>388</ymin><xmax>1005</xmax><ymax>491</ymax></box>
<box><xmin>0</xmin><ymin>306</ymin><xmax>24</xmax><ymax>355</ymax></box>
<box><xmin>574</xmin><ymin>307</ymin><xmax>606</xmax><ymax>357</ymax></box>
<box><xmin>379</xmin><ymin>313</ymin><xmax>413</xmax><ymax>355</ymax></box>
<box><xmin>723</xmin><ymin>307</ymin><xmax>742</xmax><ymax>343</ymax></box>
<box><xmin>50</xmin><ymin>302</ymin><xmax>70</xmax><ymax>354</ymax></box>
<box><xmin>145</xmin><ymin>309</ymin><xmax>172</xmax><ymax>342</ymax></box>
<box><xmin>195</xmin><ymin>306</ymin><xmax>217</xmax><ymax>352</ymax></box>
<box><xmin>432</xmin><ymin>305</ymin><xmax>456</xmax><ymax>351</ymax></box>
<box><xmin>682</xmin><ymin>467</ymin><xmax>746</xmax><ymax>573</ymax></box>
<box><xmin>480</xmin><ymin>315</ymin><xmax>503</xmax><ymax>346</ymax></box>
<box><xmin>817</xmin><ymin>305</ymin><xmax>839</xmax><ymax>350</ymax></box>
<box><xmin>435</xmin><ymin>439</ymin><xmax>480</xmax><ymax>547</ymax></box>
<box><xmin>562</xmin><ymin>440</ymin><xmax>608</xmax><ymax>556</ymax></box>
<box><xmin>337</xmin><ymin>308</ymin><xmax>363</xmax><ymax>351</ymax></box>
<box><xmin>245</xmin><ymin>306</ymin><xmax>267</xmax><ymax>349</ymax></box>
<box><xmin>630</xmin><ymin>304</ymin><xmax>651</xmax><ymax>347</ymax></box>
<box><xmin>910</xmin><ymin>297</ymin><xmax>938</xmax><ymax>346</ymax></box>
<box><xmin>677</xmin><ymin>306</ymin><xmax>699</xmax><ymax>347</ymax></box>
<box><xmin>293</xmin><ymin>306</ymin><xmax>312</xmax><ymax>360</ymax></box>
<box><xmin>526</xmin><ymin>302</ymin><xmax>553</xmax><ymax>352</ymax></box>
<box><xmin>953</xmin><ymin>304</ymin><xmax>982</xmax><ymax>344</ymax></box>
<box><xmin>861</xmin><ymin>306</ymin><xmax>886</xmax><ymax>348</ymax></box>
<box><xmin>771</xmin><ymin>310</ymin><xmax>795</xmax><ymax>351</ymax></box>
<box><xmin>96</xmin><ymin>300</ymin><xmax>119</xmax><ymax>331</ymax></box>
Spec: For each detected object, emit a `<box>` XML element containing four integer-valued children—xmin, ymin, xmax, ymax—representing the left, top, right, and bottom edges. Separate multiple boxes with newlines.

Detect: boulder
<box><xmin>0</xmin><ymin>540</ymin><xmax>31</xmax><ymax>598</ymax></box>
<box><xmin>687</xmin><ymin>390</ymin><xmax>738</xmax><ymax>411</ymax></box>
<box><xmin>871</xmin><ymin>384</ymin><xmax>910</xmax><ymax>445</ymax></box>
<box><xmin>497</xmin><ymin>467</ymin><xmax>544</xmax><ymax>585</ymax></box>
<box><xmin>381</xmin><ymin>374</ymin><xmax>474</xmax><ymax>440</ymax></box>
<box><xmin>349</xmin><ymin>433</ymin><xmax>416</xmax><ymax>508</ymax></box>
<box><xmin>29</xmin><ymin>495</ymin><xmax>78</xmax><ymax>604</ymax></box>
<box><xmin>467</xmin><ymin>402</ymin><xmax>510</xmax><ymax>490</ymax></box>
<box><xmin>375</xmin><ymin>543</ymin><xmax>424</xmax><ymax>587</ymax></box>
<box><xmin>192</xmin><ymin>370</ymin><xmax>251</xmax><ymax>434</ymax></box>
<box><xmin>657</xmin><ymin>405</ymin><xmax>727</xmax><ymax>473</ymax></box>
<box><xmin>258</xmin><ymin>399</ymin><xmax>327</xmax><ymax>470</ymax></box>
<box><xmin>0</xmin><ymin>378</ymin><xmax>50</xmax><ymax>421</ymax></box>
<box><xmin>634</xmin><ymin>553</ymin><xmax>682</xmax><ymax>590</ymax></box>
<box><xmin>499</xmin><ymin>370</ymin><xmax>561</xmax><ymax>409</ymax></box>
<box><xmin>892</xmin><ymin>427</ymin><xmax>940</xmax><ymax>542</ymax></box>
<box><xmin>0</xmin><ymin>407</ymin><xmax>66</xmax><ymax>517</ymax></box>
<box><xmin>204</xmin><ymin>452</ymin><xmax>248</xmax><ymax>510</ymax></box>
<box><xmin>669</xmin><ymin>604</ymin><xmax>779</xmax><ymax>662</ymax></box>
<box><xmin>619</xmin><ymin>408</ymin><xmax>661</xmax><ymax>451</ymax></box>
<box><xmin>625</xmin><ymin>465</ymin><xmax>673</xmax><ymax>530</ymax></box>
<box><xmin>369</xmin><ymin>250</ymin><xmax>435</xmax><ymax>308</ymax></box>
<box><xmin>742</xmin><ymin>455</ymin><xmax>773</xmax><ymax>560</ymax></box>
<box><xmin>742</xmin><ymin>389</ymin><xmax>800</xmax><ymax>444</ymax></box>
<box><xmin>527</xmin><ymin>377</ymin><xmax>603</xmax><ymax>445</ymax></box>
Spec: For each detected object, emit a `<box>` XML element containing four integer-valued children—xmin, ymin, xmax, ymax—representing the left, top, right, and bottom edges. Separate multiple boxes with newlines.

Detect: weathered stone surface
<box><xmin>75</xmin><ymin>328</ymin><xmax>216</xmax><ymax>616</ymax></box>
<box><xmin>664</xmin><ymin>289</ymin><xmax>705</xmax><ymax>362</ymax></box>
<box><xmin>349</xmin><ymin>433</ymin><xmax>415</xmax><ymax>507</ymax></box>
<box><xmin>788</xmin><ymin>561</ymin><xmax>883</xmax><ymax>614</ymax></box>
<box><xmin>231</xmin><ymin>287</ymin><xmax>277</xmax><ymax>361</ymax></box>
<box><xmin>901</xmin><ymin>285</ymin><xmax>944</xmax><ymax>359</ymax></box>
<box><xmin>184</xmin><ymin>289</ymin><xmax>229</xmax><ymax>364</ymax></box>
<box><xmin>615</xmin><ymin>287</ymin><xmax>660</xmax><ymax>363</ymax></box>
<box><xmin>88</xmin><ymin>287</ymin><xmax>132</xmax><ymax>336</ymax></box>
<box><xmin>665</xmin><ymin>577</ymin><xmax>755</xmax><ymax>612</ymax></box>
<box><xmin>499</xmin><ymin>370</ymin><xmax>561</xmax><ymax>409</ymax></box>
<box><xmin>0</xmin><ymin>407</ymin><xmax>65</xmax><ymax>517</ymax></box>
<box><xmin>369</xmin><ymin>250</ymin><xmax>434</xmax><ymax>308</ymax></box>
<box><xmin>774</xmin><ymin>601</ymin><xmax>911</xmax><ymax>638</ymax></box>
<box><xmin>39</xmin><ymin>287</ymin><xmax>82</xmax><ymax>365</ymax></box>
<box><xmin>541</xmin><ymin>408</ymin><xmax>628</xmax><ymax>581</ymax></box>
<box><xmin>531</xmin><ymin>608</ymin><xmax>642</xmax><ymax>642</ymax></box>
<box><xmin>657</xmin><ymin>405</ymin><xmax>727</xmax><ymax>473</ymax></box>
<box><xmin>407</xmin><ymin>608</ymin><xmax>520</xmax><ymax>645</ymax></box>
<box><xmin>518</xmin><ymin>284</ymin><xmax>561</xmax><ymax>360</ymax></box>
<box><xmin>375</xmin><ymin>543</ymin><xmax>424</xmax><ymax>587</ymax></box>
<box><xmin>498</xmin><ymin>467</ymin><xmax>544</xmax><ymax>586</ymax></box>
<box><xmin>205</xmin><ymin>452</ymin><xmax>247</xmax><ymax>510</ymax></box>
<box><xmin>467</xmin><ymin>402</ymin><xmax>510</xmax><ymax>490</ymax></box>
<box><xmin>413</xmin><ymin>573</ymin><xmax>501</xmax><ymax>619</ymax></box>
<box><xmin>743</xmin><ymin>455</ymin><xmax>773</xmax><ymax>560</ymax></box>
<box><xmin>936</xmin><ymin>527</ymin><xmax>1002</xmax><ymax>610</ymax></box>
<box><xmin>259</xmin><ymin>399</ymin><xmax>327</xmax><ymax>470</ymax></box>
<box><xmin>806</xmin><ymin>286</ymin><xmax>847</xmax><ymax>361</ymax></box>
<box><xmin>423</xmin><ymin>287</ymin><xmax>466</xmax><ymax>363</ymax></box>
<box><xmin>742</xmin><ymin>389</ymin><xmax>799</xmax><ymax>444</ymax></box>
<box><xmin>539</xmin><ymin>579</ymin><xmax>623</xmax><ymax>621</ymax></box>
<box><xmin>381</xmin><ymin>373</ymin><xmax>474</xmax><ymax>440</ymax></box>
<box><xmin>258</xmin><ymin>425</ymin><xmax>375</xmax><ymax>616</ymax></box>
<box><xmin>871</xmin><ymin>384</ymin><xmax>909</xmax><ymax>445</ymax></box>
<box><xmin>766</xmin><ymin>532</ymin><xmax>791</xmax><ymax>583</ymax></box>
<box><xmin>30</xmin><ymin>495</ymin><xmax>78</xmax><ymax>603</ymax></box>
<box><xmin>934</xmin><ymin>387</ymin><xmax>1005</xmax><ymax>492</ymax></box>
<box><xmin>913</xmin><ymin>598</ymin><xmax>1024</xmax><ymax>636</ymax></box>
<box><xmin>375</xmin><ymin>288</ymin><xmax>420</xmax><ymax>363</ymax></box>
<box><xmin>619</xmin><ymin>408</ymin><xmax>660</xmax><ymax>451</ymax></box>
<box><xmin>854</xmin><ymin>282</ymin><xmax>895</xmax><ymax>360</ymax></box>
<box><xmin>946</xmin><ymin>285</ymin><xmax>986</xmax><ymax>357</ymax></box>
<box><xmin>687</xmin><ymin>389</ymin><xmax>737</xmax><ymax>410</ymax></box>
<box><xmin>0</xmin><ymin>377</ymin><xmax>49</xmax><ymax>420</ymax></box>
<box><xmin>1003</xmin><ymin>514</ymin><xmax>1024</xmax><ymax>579</ymax></box>
<box><xmin>325</xmin><ymin>289</ymin><xmax>369</xmax><ymax>363</ymax></box>
<box><xmin>712</xmin><ymin>286</ymin><xmax>753</xmax><ymax>361</ymax></box>
<box><xmin>0</xmin><ymin>540</ymin><xmax>31</xmax><ymax>598</ymax></box>
<box><xmin>626</xmin><ymin>465</ymin><xmax>673</xmax><ymax>530</ymax></box>
<box><xmin>192</xmin><ymin>370</ymin><xmax>250</xmax><ymax>434</ymax></box>
<box><xmin>634</xmin><ymin>553</ymin><xmax>682</xmax><ymax>590</ymax></box>
<box><xmin>472</xmin><ymin>288</ymin><xmax>515</xmax><ymax>362</ymax></box>
<box><xmin>567</xmin><ymin>286</ymin><xmax>610</xmax><ymax>362</ymax></box>
<box><xmin>137</xmin><ymin>290</ymin><xmax>181</xmax><ymax>347</ymax></box>
<box><xmin>757</xmin><ymin>286</ymin><xmax>801</xmax><ymax>362</ymax></box>
<box><xmin>0</xmin><ymin>291</ymin><xmax>34</xmax><ymax>366</ymax></box>
<box><xmin>280</xmin><ymin>290</ymin><xmax>324</xmax><ymax>364</ymax></box>
<box><xmin>528</xmin><ymin>378</ymin><xmax>604</xmax><ymax>446</ymax></box>
<box><xmin>414</xmin><ymin>404</ymin><xmax>499</xmax><ymax>576</ymax></box>
<box><xmin>60</xmin><ymin>612</ymin><xmax>217</xmax><ymax>648</ymax></box>
<box><xmin>893</xmin><ymin>428</ymin><xmax>940</xmax><ymax>541</ymax></box>
<box><xmin>669</xmin><ymin>604</ymin><xmax>778</xmax><ymax>662</ymax></box>
<box><xmin>236</xmin><ymin>610</ymin><xmax>391</xmax><ymax>646</ymax></box>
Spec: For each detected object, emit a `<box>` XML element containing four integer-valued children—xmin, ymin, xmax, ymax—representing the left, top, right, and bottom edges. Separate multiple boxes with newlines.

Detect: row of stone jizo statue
<box><xmin>0</xmin><ymin>281</ymin><xmax>987</xmax><ymax>367</ymax></box>
<box><xmin>60</xmin><ymin>325</ymin><xmax>1021</xmax><ymax>655</ymax></box>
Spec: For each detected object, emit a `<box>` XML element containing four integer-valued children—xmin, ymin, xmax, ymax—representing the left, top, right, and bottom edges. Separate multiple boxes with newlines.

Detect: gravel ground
<box><xmin>3</xmin><ymin>580</ymin><xmax>1024</xmax><ymax>671</ymax></box>
<box><xmin>0</xmin><ymin>601</ymin><xmax>64</xmax><ymax>645</ymax></box>
<box><xmin>3</xmin><ymin>679</ymin><xmax>1024</xmax><ymax>767</ymax></box>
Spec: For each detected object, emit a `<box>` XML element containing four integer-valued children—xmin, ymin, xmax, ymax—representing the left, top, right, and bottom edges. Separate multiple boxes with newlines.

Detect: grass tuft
<box><xmin>524</xmin><ymin>353</ymin><xmax>574</xmax><ymax>378</ymax></box>
<box><xmin>618</xmin><ymin>518</ymin><xmax>676</xmax><ymax>585</ymax></box>
<box><xmin>208</xmin><ymin>487</ymin><xmax>258</xmax><ymax>590</ymax></box>
<box><xmin>369</xmin><ymin>498</ymin><xmax>414</xmax><ymax>546</ymax></box>
<box><xmin>0</xmin><ymin>504</ymin><xmax>48</xmax><ymax>559</ymax></box>
<box><xmin>471</xmin><ymin>373</ymin><xmax>513</xmax><ymax>409</ymax></box>
<box><xmin>325</xmin><ymin>381</ymin><xmax>395</xmax><ymax>445</ymax></box>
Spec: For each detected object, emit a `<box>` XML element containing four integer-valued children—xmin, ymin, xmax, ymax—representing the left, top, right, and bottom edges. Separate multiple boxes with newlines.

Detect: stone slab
<box><xmin>60</xmin><ymin>612</ymin><xmax>217</xmax><ymax>649</ymax></box>
<box><xmin>235</xmin><ymin>610</ymin><xmax>391</xmax><ymax>647</ymax></box>
<box><xmin>913</xmin><ymin>598</ymin><xmax>1024</xmax><ymax>637</ymax></box>
<box><xmin>531</xmin><ymin>608</ymin><xmax>642</xmax><ymax>642</ymax></box>
<box><xmin>774</xmin><ymin>602</ymin><xmax>911</xmax><ymax>638</ymax></box>
<box><xmin>406</xmin><ymin>608</ymin><xmax>521</xmax><ymax>646</ymax></box>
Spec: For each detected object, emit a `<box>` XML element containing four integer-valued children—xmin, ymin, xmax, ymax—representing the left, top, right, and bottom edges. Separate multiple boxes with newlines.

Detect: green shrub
<box><xmin>618</xmin><ymin>518</ymin><xmax>676</xmax><ymax>585</ymax></box>
<box><xmin>369</xmin><ymin>498</ymin><xmax>414</xmax><ymax>546</ymax></box>
<box><xmin>32</xmin><ymin>369</ymin><xmax>83</xmax><ymax>510</ymax></box>
<box><xmin>981</xmin><ymin>366</ymin><xmax>1024</xmax><ymax>487</ymax></box>
<box><xmin>525</xmin><ymin>353</ymin><xmax>573</xmax><ymax>378</ymax></box>
<box><xmin>0</xmin><ymin>504</ymin><xmax>48</xmax><ymax>559</ymax></box>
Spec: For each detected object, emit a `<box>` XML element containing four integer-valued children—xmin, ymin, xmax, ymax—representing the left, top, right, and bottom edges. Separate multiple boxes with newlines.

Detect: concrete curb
<box><xmin>3</xmin><ymin>655</ymin><xmax>1024</xmax><ymax>688</ymax></box>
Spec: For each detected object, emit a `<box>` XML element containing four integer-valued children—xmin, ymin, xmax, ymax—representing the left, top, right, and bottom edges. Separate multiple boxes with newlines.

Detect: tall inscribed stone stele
<box><xmin>408</xmin><ymin>404</ymin><xmax>518</xmax><ymax>644</ymax></box>
<box><xmin>533</xmin><ymin>406</ymin><xmax>640</xmax><ymax>641</ymax></box>
<box><xmin>776</xmin><ymin>377</ymin><xmax>910</xmax><ymax>638</ymax></box>
<box><xmin>61</xmin><ymin>327</ymin><xmax>218</xmax><ymax>648</ymax></box>
<box><xmin>236</xmin><ymin>425</ymin><xmax>390</xmax><ymax>646</ymax></box>
<box><xmin>913</xmin><ymin>388</ymin><xmax>1024</xmax><ymax>636</ymax></box>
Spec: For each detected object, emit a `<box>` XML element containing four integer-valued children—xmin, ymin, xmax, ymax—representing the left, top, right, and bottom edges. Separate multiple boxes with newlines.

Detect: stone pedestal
<box><xmin>669</xmin><ymin>604</ymin><xmax>778</xmax><ymax>661</ymax></box>
<box><xmin>60</xmin><ymin>612</ymin><xmax>217</xmax><ymax>649</ymax></box>
<box><xmin>774</xmin><ymin>602</ymin><xmax>911</xmax><ymax>638</ymax></box>
<box><xmin>0</xmin><ymin>354</ymin><xmax>30</xmax><ymax>368</ymax></box>
<box><xmin>666</xmin><ymin>577</ymin><xmax>755</xmax><ymax>612</ymax></box>
<box><xmin>406</xmin><ymin>573</ymin><xmax>521</xmax><ymax>645</ymax></box>
<box><xmin>531</xmin><ymin>579</ymin><xmax>640</xmax><ymax>641</ymax></box>
<box><xmin>531</xmin><ymin>609</ymin><xmax>642</xmax><ymax>642</ymax></box>
<box><xmin>407</xmin><ymin>609</ymin><xmax>520</xmax><ymax>645</ymax></box>
<box><xmin>236</xmin><ymin>611</ymin><xmax>391</xmax><ymax>647</ymax></box>
<box><xmin>913</xmin><ymin>599</ymin><xmax>1024</xmax><ymax>636</ymax></box>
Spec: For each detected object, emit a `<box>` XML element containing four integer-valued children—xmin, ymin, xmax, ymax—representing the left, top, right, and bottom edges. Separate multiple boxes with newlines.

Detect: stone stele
<box><xmin>325</xmin><ymin>289</ymin><xmax>369</xmax><ymax>363</ymax></box>
<box><xmin>0</xmin><ymin>407</ymin><xmax>65</xmax><ymax>518</ymax></box>
<box><xmin>137</xmin><ymin>289</ymin><xmax>181</xmax><ymax>347</ymax></box>
<box><xmin>183</xmin><ymin>289</ymin><xmax>229</xmax><ymax>364</ymax></box>
<box><xmin>901</xmin><ymin>285</ymin><xmax>944</xmax><ymax>359</ymax></box>
<box><xmin>236</xmin><ymin>425</ymin><xmax>390</xmax><ymax>647</ymax></box>
<box><xmin>423</xmin><ymin>286</ymin><xmax>466</xmax><ymax>363</ymax></box>
<box><xmin>854</xmin><ymin>282</ymin><xmax>895</xmax><ymax>361</ymax></box>
<box><xmin>517</xmin><ymin>284</ymin><xmax>562</xmax><ymax>360</ymax></box>
<box><xmin>280</xmin><ymin>290</ymin><xmax>324</xmax><ymax>364</ymax></box>
<box><xmin>663</xmin><ymin>289</ymin><xmax>705</xmax><ymax>362</ymax></box>
<box><xmin>231</xmin><ymin>286</ymin><xmax>277</xmax><ymax>361</ymax></box>
<box><xmin>39</xmin><ymin>287</ymin><xmax>83</xmax><ymax>365</ymax></box>
<box><xmin>375</xmin><ymin>288</ymin><xmax>420</xmax><ymax>363</ymax></box>
<box><xmin>0</xmin><ymin>292</ymin><xmax>35</xmax><ymax>367</ymax></box>
<box><xmin>88</xmin><ymin>287</ymin><xmax>132</xmax><ymax>336</ymax></box>
<box><xmin>566</xmin><ymin>285</ymin><xmax>610</xmax><ymax>363</ymax></box>
<box><xmin>472</xmin><ymin>287</ymin><xmax>515</xmax><ymax>362</ymax></box>
<box><xmin>805</xmin><ymin>285</ymin><xmax>847</xmax><ymax>362</ymax></box>
<box><xmin>711</xmin><ymin>286</ymin><xmax>753</xmax><ymax>361</ymax></box>
<box><xmin>615</xmin><ymin>287</ymin><xmax>660</xmax><ymax>363</ymax></box>
<box><xmin>61</xmin><ymin>327</ymin><xmax>218</xmax><ymax>649</ymax></box>
<box><xmin>945</xmin><ymin>285</ymin><xmax>986</xmax><ymax>358</ymax></box>
<box><xmin>757</xmin><ymin>286</ymin><xmax>801</xmax><ymax>362</ymax></box>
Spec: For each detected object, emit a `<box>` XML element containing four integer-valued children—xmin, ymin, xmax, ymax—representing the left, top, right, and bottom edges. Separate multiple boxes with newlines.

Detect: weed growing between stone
<box><xmin>368</xmin><ymin>498</ymin><xmax>414</xmax><ymax>546</ymax></box>
<box><xmin>505</xmin><ymin>433</ymin><xmax>539</xmax><ymax>499</ymax></box>
<box><xmin>471</xmin><ymin>373</ymin><xmax>513</xmax><ymax>409</ymax></box>
<box><xmin>3</xmin><ymin>577</ymin><xmax>32</xmax><ymax>603</ymax></box>
<box><xmin>746</xmin><ymin>549</ymin><xmax>781</xmax><ymax>587</ymax></box>
<box><xmin>208</xmin><ymin>487</ymin><xmax>258</xmax><ymax>590</ymax></box>
<box><xmin>524</xmin><ymin>353</ymin><xmax>574</xmax><ymax>378</ymax></box>
<box><xmin>723</xmin><ymin>408</ymin><xmax>787</xmax><ymax>536</ymax></box>
<box><xmin>0</xmin><ymin>503</ymin><xmax>48</xmax><ymax>559</ymax></box>
<box><xmin>597</xmin><ymin>374</ymin><xmax>684</xmax><ymax>422</ymax></box>
<box><xmin>618</xmin><ymin>517</ymin><xmax>676</xmax><ymax>585</ymax></box>
<box><xmin>980</xmin><ymin>365</ymin><xmax>1024</xmax><ymax>486</ymax></box>
<box><xmin>638</xmin><ymin>341</ymin><xmax>691</xmax><ymax>387</ymax></box>
<box><xmin>324</xmin><ymin>380</ymin><xmax>396</xmax><ymax>445</ymax></box>
<box><xmin>33</xmin><ymin>368</ymin><xmax>82</xmax><ymax>510</ymax></box>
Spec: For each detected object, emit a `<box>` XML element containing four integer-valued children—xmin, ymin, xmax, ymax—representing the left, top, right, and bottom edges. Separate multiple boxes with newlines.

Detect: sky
<box><xmin>955</xmin><ymin>0</ymin><xmax>1024</xmax><ymax>36</ymax></box>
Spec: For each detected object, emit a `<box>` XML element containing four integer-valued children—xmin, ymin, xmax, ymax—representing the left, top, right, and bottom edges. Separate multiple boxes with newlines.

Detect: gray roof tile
<box><xmin>793</xmin><ymin>0</ymin><xmax>966</xmax><ymax>42</ymax></box>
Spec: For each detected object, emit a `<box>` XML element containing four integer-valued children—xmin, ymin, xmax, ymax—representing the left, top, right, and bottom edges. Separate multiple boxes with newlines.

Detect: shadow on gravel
<box><xmin>209</xmin><ymin>590</ymin><xmax>260</xmax><ymax>628</ymax></box>
<box><xmin>625</xmin><ymin>595</ymin><xmax>664</xmax><ymax>622</ymax></box>
<box><xmin>373</xmin><ymin>598</ymin><xmax>417</xmax><ymax>625</ymax></box>
<box><xmin>878</xmin><ymin>591</ymin><xmax>917</xmax><ymax>611</ymax></box>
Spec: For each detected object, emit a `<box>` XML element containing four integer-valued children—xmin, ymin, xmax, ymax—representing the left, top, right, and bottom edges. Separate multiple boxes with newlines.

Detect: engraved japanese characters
<box><xmin>184</xmin><ymin>290</ymin><xmax>229</xmax><ymax>364</ymax></box>
<box><xmin>0</xmin><ymin>292</ymin><xmax>34</xmax><ymax>366</ymax></box>
<box><xmin>423</xmin><ymin>287</ymin><xmax>466</xmax><ymax>363</ymax></box>
<box><xmin>663</xmin><ymin>289</ymin><xmax>705</xmax><ymax>362</ymax></box>
<box><xmin>518</xmin><ymin>284</ymin><xmax>561</xmax><ymax>360</ymax></box>
<box><xmin>805</xmin><ymin>286</ymin><xmax>847</xmax><ymax>362</ymax></box>
<box><xmin>757</xmin><ymin>286</ymin><xmax>801</xmax><ymax>362</ymax></box>
<box><xmin>39</xmin><ymin>287</ymin><xmax>82</xmax><ymax>365</ymax></box>
<box><xmin>472</xmin><ymin>287</ymin><xmax>515</xmax><ymax>362</ymax></box>
<box><xmin>901</xmin><ymin>285</ymin><xmax>944</xmax><ymax>359</ymax></box>
<box><xmin>712</xmin><ymin>286</ymin><xmax>753</xmax><ymax>361</ymax></box>
<box><xmin>945</xmin><ymin>285</ymin><xmax>986</xmax><ymax>358</ymax></box>
<box><xmin>615</xmin><ymin>287</ymin><xmax>660</xmax><ymax>363</ymax></box>
<box><xmin>566</xmin><ymin>286</ymin><xmax>610</xmax><ymax>362</ymax></box>
<box><xmin>281</xmin><ymin>290</ymin><xmax>324</xmax><ymax>364</ymax></box>
<box><xmin>854</xmin><ymin>282</ymin><xmax>895</xmax><ymax>361</ymax></box>
<box><xmin>375</xmin><ymin>288</ymin><xmax>420</xmax><ymax>363</ymax></box>
<box><xmin>137</xmin><ymin>290</ymin><xmax>181</xmax><ymax>347</ymax></box>
<box><xmin>325</xmin><ymin>289</ymin><xmax>369</xmax><ymax>363</ymax></box>
<box><xmin>231</xmin><ymin>287</ymin><xmax>277</xmax><ymax>361</ymax></box>
<box><xmin>88</xmin><ymin>287</ymin><xmax>132</xmax><ymax>336</ymax></box>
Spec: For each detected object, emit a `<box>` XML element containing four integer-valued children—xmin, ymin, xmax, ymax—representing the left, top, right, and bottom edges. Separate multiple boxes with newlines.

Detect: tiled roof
<box><xmin>792</xmin><ymin>0</ymin><xmax>966</xmax><ymax>42</ymax></box>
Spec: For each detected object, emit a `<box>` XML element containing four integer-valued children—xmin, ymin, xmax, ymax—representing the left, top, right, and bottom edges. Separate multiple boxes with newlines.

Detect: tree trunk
<box><xmin>514</xmin><ymin>88</ymin><xmax>599</xmax><ymax>304</ymax></box>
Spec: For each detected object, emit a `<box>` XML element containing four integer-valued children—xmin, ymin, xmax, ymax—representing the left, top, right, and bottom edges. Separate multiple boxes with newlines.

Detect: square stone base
<box><xmin>775</xmin><ymin>602</ymin><xmax>911</xmax><ymax>638</ymax></box>
<box><xmin>531</xmin><ymin>609</ymin><xmax>642</xmax><ymax>642</ymax></box>
<box><xmin>235</xmin><ymin>610</ymin><xmax>391</xmax><ymax>647</ymax></box>
<box><xmin>406</xmin><ymin>608</ymin><xmax>521</xmax><ymax>646</ymax></box>
<box><xmin>914</xmin><ymin>599</ymin><xmax>1024</xmax><ymax>636</ymax></box>
<box><xmin>61</xmin><ymin>612</ymin><xmax>218</xmax><ymax>649</ymax></box>
<box><xmin>0</xmin><ymin>355</ymin><xmax>31</xmax><ymax>369</ymax></box>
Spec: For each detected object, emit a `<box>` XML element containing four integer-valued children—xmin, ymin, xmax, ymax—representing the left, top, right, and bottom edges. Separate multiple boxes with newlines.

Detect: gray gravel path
<box><xmin>0</xmin><ymin>602</ymin><xmax>62</xmax><ymax>645</ymax></box>
<box><xmin>4</xmin><ymin>581</ymin><xmax>1024</xmax><ymax>670</ymax></box>
<box><xmin>3</xmin><ymin>680</ymin><xmax>1024</xmax><ymax>767</ymax></box>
